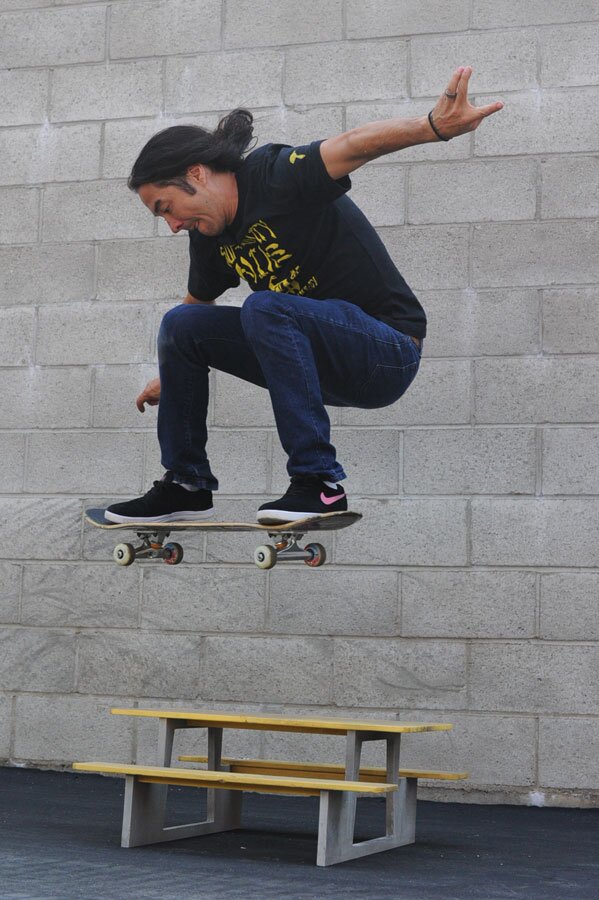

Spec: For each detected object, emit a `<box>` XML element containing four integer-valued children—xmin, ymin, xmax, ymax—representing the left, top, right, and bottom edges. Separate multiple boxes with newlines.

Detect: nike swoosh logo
<box><xmin>320</xmin><ymin>492</ymin><xmax>346</xmax><ymax>506</ymax></box>
<box><xmin>289</xmin><ymin>150</ymin><xmax>306</xmax><ymax>165</ymax></box>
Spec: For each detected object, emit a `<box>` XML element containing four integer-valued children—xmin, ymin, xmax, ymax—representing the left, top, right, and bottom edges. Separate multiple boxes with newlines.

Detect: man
<box><xmin>106</xmin><ymin>66</ymin><xmax>503</xmax><ymax>525</ymax></box>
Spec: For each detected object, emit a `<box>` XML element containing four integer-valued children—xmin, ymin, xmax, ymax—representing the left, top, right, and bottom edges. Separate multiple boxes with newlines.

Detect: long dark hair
<box><xmin>128</xmin><ymin>108</ymin><xmax>254</xmax><ymax>193</ymax></box>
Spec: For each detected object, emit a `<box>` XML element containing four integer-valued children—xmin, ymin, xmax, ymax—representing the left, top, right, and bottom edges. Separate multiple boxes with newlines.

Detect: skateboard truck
<box><xmin>254</xmin><ymin>532</ymin><xmax>326</xmax><ymax>569</ymax></box>
<box><xmin>113</xmin><ymin>530</ymin><xmax>184</xmax><ymax>567</ymax></box>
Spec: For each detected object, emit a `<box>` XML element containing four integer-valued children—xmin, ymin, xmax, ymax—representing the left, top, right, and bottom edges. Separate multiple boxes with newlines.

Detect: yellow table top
<box><xmin>111</xmin><ymin>708</ymin><xmax>453</xmax><ymax>735</ymax></box>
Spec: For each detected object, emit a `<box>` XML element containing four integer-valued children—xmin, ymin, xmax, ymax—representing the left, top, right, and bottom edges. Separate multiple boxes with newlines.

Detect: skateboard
<box><xmin>85</xmin><ymin>508</ymin><xmax>362</xmax><ymax>570</ymax></box>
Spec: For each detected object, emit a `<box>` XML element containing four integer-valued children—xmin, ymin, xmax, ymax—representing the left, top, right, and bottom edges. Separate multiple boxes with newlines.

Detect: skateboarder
<box><xmin>106</xmin><ymin>66</ymin><xmax>503</xmax><ymax>525</ymax></box>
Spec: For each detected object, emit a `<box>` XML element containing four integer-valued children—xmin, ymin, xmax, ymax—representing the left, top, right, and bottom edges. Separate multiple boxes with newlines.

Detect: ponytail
<box><xmin>128</xmin><ymin>108</ymin><xmax>255</xmax><ymax>192</ymax></box>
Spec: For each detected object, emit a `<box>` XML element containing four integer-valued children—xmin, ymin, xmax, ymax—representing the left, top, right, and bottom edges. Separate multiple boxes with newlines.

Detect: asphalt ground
<box><xmin>1</xmin><ymin>767</ymin><xmax>597</xmax><ymax>899</ymax></box>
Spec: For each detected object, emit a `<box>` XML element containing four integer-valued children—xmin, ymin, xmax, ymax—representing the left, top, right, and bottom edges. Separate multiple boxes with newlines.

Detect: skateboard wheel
<box><xmin>114</xmin><ymin>543</ymin><xmax>135</xmax><ymax>566</ymax></box>
<box><xmin>163</xmin><ymin>542</ymin><xmax>184</xmax><ymax>565</ymax></box>
<box><xmin>304</xmin><ymin>542</ymin><xmax>326</xmax><ymax>567</ymax></box>
<box><xmin>254</xmin><ymin>544</ymin><xmax>277</xmax><ymax>569</ymax></box>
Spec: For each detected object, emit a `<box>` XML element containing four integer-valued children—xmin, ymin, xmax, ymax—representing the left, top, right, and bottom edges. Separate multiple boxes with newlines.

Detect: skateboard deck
<box><xmin>85</xmin><ymin>508</ymin><xmax>361</xmax><ymax>569</ymax></box>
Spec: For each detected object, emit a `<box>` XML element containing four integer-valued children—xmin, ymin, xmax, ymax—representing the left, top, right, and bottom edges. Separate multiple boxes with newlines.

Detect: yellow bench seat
<box><xmin>177</xmin><ymin>755</ymin><xmax>469</xmax><ymax>783</ymax></box>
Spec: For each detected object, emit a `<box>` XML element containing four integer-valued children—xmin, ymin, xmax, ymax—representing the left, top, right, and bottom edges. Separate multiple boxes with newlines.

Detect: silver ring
<box><xmin>445</xmin><ymin>90</ymin><xmax>458</xmax><ymax>99</ymax></box>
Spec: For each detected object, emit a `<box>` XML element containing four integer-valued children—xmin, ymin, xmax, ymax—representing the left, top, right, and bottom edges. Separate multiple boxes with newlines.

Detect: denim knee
<box><xmin>240</xmin><ymin>291</ymin><xmax>287</xmax><ymax>332</ymax></box>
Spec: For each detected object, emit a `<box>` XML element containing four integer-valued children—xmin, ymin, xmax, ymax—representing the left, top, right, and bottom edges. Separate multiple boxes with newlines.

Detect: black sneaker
<box><xmin>257</xmin><ymin>474</ymin><xmax>348</xmax><ymax>524</ymax></box>
<box><xmin>105</xmin><ymin>471</ymin><xmax>214</xmax><ymax>523</ymax></box>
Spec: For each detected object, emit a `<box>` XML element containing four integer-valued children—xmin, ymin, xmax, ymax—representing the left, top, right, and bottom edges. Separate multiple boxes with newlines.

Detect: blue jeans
<box><xmin>157</xmin><ymin>291</ymin><xmax>422</xmax><ymax>490</ymax></box>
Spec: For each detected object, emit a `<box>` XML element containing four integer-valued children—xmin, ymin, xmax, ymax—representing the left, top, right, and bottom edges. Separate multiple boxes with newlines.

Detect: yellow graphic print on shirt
<box><xmin>289</xmin><ymin>150</ymin><xmax>306</xmax><ymax>165</ymax></box>
<box><xmin>219</xmin><ymin>219</ymin><xmax>318</xmax><ymax>296</ymax></box>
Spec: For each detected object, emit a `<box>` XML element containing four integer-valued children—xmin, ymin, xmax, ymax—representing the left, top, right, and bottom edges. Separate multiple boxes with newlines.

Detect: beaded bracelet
<box><xmin>428</xmin><ymin>110</ymin><xmax>451</xmax><ymax>142</ymax></box>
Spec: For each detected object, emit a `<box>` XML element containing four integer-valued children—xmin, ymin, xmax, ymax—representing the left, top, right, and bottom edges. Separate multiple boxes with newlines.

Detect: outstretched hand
<box><xmin>136</xmin><ymin>377</ymin><xmax>161</xmax><ymax>412</ymax></box>
<box><xmin>430</xmin><ymin>66</ymin><xmax>504</xmax><ymax>140</ymax></box>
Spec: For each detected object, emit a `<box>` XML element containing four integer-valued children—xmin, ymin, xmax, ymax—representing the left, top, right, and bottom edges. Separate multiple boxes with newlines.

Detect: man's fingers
<box><xmin>477</xmin><ymin>100</ymin><xmax>505</xmax><ymax>118</ymax></box>
<box><xmin>457</xmin><ymin>65</ymin><xmax>473</xmax><ymax>100</ymax></box>
<box><xmin>445</xmin><ymin>66</ymin><xmax>464</xmax><ymax>97</ymax></box>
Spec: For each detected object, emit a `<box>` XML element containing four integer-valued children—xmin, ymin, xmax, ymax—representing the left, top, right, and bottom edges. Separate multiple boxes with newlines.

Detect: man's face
<box><xmin>137</xmin><ymin>168</ymin><xmax>229</xmax><ymax>237</ymax></box>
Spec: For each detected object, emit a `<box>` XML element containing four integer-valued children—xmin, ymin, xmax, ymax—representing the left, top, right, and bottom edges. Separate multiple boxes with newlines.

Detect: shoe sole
<box><xmin>104</xmin><ymin>508</ymin><xmax>215</xmax><ymax>524</ymax></box>
<box><xmin>256</xmin><ymin>507</ymin><xmax>346</xmax><ymax>524</ymax></box>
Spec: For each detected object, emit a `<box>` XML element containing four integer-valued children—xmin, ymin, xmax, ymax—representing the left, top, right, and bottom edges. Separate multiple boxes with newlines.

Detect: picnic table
<box><xmin>74</xmin><ymin>708</ymin><xmax>466</xmax><ymax>866</ymax></box>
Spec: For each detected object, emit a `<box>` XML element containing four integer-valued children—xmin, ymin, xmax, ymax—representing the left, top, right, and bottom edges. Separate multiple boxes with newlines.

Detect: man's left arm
<box><xmin>320</xmin><ymin>66</ymin><xmax>504</xmax><ymax>179</ymax></box>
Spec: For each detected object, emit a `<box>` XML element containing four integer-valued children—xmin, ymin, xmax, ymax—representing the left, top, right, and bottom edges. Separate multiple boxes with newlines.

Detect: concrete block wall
<box><xmin>0</xmin><ymin>0</ymin><xmax>597</xmax><ymax>807</ymax></box>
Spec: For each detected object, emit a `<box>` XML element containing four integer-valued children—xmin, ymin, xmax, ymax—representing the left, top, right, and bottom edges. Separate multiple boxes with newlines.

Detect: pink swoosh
<box><xmin>320</xmin><ymin>491</ymin><xmax>346</xmax><ymax>506</ymax></box>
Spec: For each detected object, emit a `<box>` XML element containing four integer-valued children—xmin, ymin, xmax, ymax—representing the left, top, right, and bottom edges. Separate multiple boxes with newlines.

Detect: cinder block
<box><xmin>212</xmin><ymin>371</ymin><xmax>273</xmax><ymax>427</ymax></box>
<box><xmin>0</xmin><ymin>188</ymin><xmax>39</xmax><ymax>244</ymax></box>
<box><xmin>13</xmin><ymin>694</ymin><xmax>134</xmax><ymax>764</ymax></box>
<box><xmin>404</xmin><ymin>427</ymin><xmax>536</xmax><ymax>494</ymax></box>
<box><xmin>542</xmin><ymin>427</ymin><xmax>599</xmax><ymax>495</ymax></box>
<box><xmin>225</xmin><ymin>0</ymin><xmax>342</xmax><ymax>48</ymax></box>
<box><xmin>411</xmin><ymin>32</ymin><xmax>536</xmax><ymax>97</ymax></box>
<box><xmin>0</xmin><ymin>436</ymin><xmax>24</xmax><ymax>494</ymax></box>
<box><xmin>473</xmin><ymin>222</ymin><xmax>599</xmax><ymax>288</ymax></box>
<box><xmin>402</xmin><ymin>571</ymin><xmax>536</xmax><ymax>639</ymax></box>
<box><xmin>201</xmin><ymin>636</ymin><xmax>333</xmax><ymax>704</ymax></box>
<box><xmin>271</xmin><ymin>429</ymin><xmax>400</xmax><ymax>496</ymax></box>
<box><xmin>284</xmin><ymin>40</ymin><xmax>408</xmax><ymax>105</ymax></box>
<box><xmin>77</xmin><ymin>631</ymin><xmax>201</xmax><ymax>698</ymax></box>
<box><xmin>539</xmin><ymin>717</ymin><xmax>599</xmax><ymax>789</ymax></box>
<box><xmin>253</xmin><ymin>107</ymin><xmax>343</xmax><ymax>148</ymax></box>
<box><xmin>21</xmin><ymin>563</ymin><xmax>138</xmax><ymax>628</ymax></box>
<box><xmin>543</xmin><ymin>288</ymin><xmax>599</xmax><ymax>354</ymax></box>
<box><xmin>0</xmin><ymin>369</ymin><xmax>90</xmax><ymax>429</ymax></box>
<box><xmin>0</xmin><ymin>69</ymin><xmax>48</xmax><ymax>127</ymax></box>
<box><xmin>92</xmin><ymin>364</ymin><xmax>159</xmax><ymax>428</ymax></box>
<box><xmin>470</xmin><ymin>642</ymin><xmax>599</xmax><ymax>714</ymax></box>
<box><xmin>421</xmin><ymin>289</ymin><xmax>540</xmax><ymax>357</ymax></box>
<box><xmin>0</xmin><ymin>243</ymin><xmax>94</xmax><ymax>306</ymax></box>
<box><xmin>26</xmin><ymin>432</ymin><xmax>146</xmax><ymax>494</ymax></box>
<box><xmin>540</xmin><ymin>574</ymin><xmax>599</xmax><ymax>641</ymax></box>
<box><xmin>0</xmin><ymin>308</ymin><xmax>34</xmax><ymax>366</ymax></box>
<box><xmin>111</xmin><ymin>0</ymin><xmax>221</xmax><ymax>59</ymax></box>
<box><xmin>0</xmin><ymin>434</ymin><xmax>25</xmax><ymax>495</ymax></box>
<box><xmin>36</xmin><ymin>303</ymin><xmax>152</xmax><ymax>365</ymax></box>
<box><xmin>268</xmin><ymin>569</ymin><xmax>399</xmax><ymax>636</ymax></box>
<box><xmin>1</xmin><ymin>0</ymin><xmax>52</xmax><ymax>8</ymax></box>
<box><xmin>474</xmin><ymin>89</ymin><xmax>599</xmax><ymax>157</ymax></box>
<box><xmin>341</xmin><ymin>360</ymin><xmax>471</xmax><ymax>427</ymax></box>
<box><xmin>205</xmin><ymin>430</ymin><xmax>269</xmax><ymax>494</ymax></box>
<box><xmin>0</xmin><ymin>6</ymin><xmax>105</xmax><ymax>68</ymax></box>
<box><xmin>540</xmin><ymin>24</ymin><xmax>599</xmax><ymax>87</ymax></box>
<box><xmin>0</xmin><ymin>499</ymin><xmax>82</xmax><ymax>561</ymax></box>
<box><xmin>347</xmin><ymin>0</ymin><xmax>470</xmax><ymax>37</ymax></box>
<box><xmin>51</xmin><ymin>61</ymin><xmax>163</xmax><ymax>123</ymax></box>
<box><xmin>472</xmin><ymin>498</ymin><xmax>599</xmax><ymax>567</ymax></box>
<box><xmin>0</xmin><ymin>627</ymin><xmax>75</xmax><ymax>692</ymax></box>
<box><xmin>349</xmin><ymin>165</ymin><xmax>406</xmax><ymax>227</ymax></box>
<box><xmin>166</xmin><ymin>52</ymin><xmax>283</xmax><ymax>114</ymax></box>
<box><xmin>0</xmin><ymin>563</ymin><xmax>20</xmax><ymax>624</ymax></box>
<box><xmin>398</xmin><ymin>710</ymin><xmax>536</xmax><ymax>786</ymax></box>
<box><xmin>97</xmin><ymin>238</ymin><xmax>189</xmax><ymax>301</ymax></box>
<box><xmin>43</xmin><ymin>182</ymin><xmax>154</xmax><ymax>243</ymax></box>
<box><xmin>382</xmin><ymin>225</ymin><xmax>469</xmax><ymax>290</ymax></box>
<box><xmin>0</xmin><ymin>123</ymin><xmax>101</xmax><ymax>186</ymax></box>
<box><xmin>473</xmin><ymin>0</ymin><xmax>599</xmax><ymax>27</ymax></box>
<box><xmin>334</xmin><ymin>638</ymin><xmax>467</xmax><ymax>709</ymax></box>
<box><xmin>409</xmin><ymin>159</ymin><xmax>536</xmax><ymax>224</ymax></box>
<box><xmin>474</xmin><ymin>357</ymin><xmax>599</xmax><ymax>424</ymax></box>
<box><xmin>103</xmin><ymin>114</ymin><xmax>217</xmax><ymax>179</ymax></box>
<box><xmin>335</xmin><ymin>498</ymin><xmax>468</xmax><ymax>566</ymax></box>
<box><xmin>0</xmin><ymin>694</ymin><xmax>11</xmax><ymax>758</ymax></box>
<box><xmin>346</xmin><ymin>100</ymin><xmax>471</xmax><ymax>163</ymax></box>
<box><xmin>540</xmin><ymin>157</ymin><xmax>599</xmax><ymax>219</ymax></box>
<box><xmin>141</xmin><ymin>566</ymin><xmax>266</xmax><ymax>633</ymax></box>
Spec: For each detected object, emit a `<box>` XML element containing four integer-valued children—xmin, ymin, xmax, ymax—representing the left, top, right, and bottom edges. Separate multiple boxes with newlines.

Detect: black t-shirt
<box><xmin>188</xmin><ymin>140</ymin><xmax>426</xmax><ymax>338</ymax></box>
